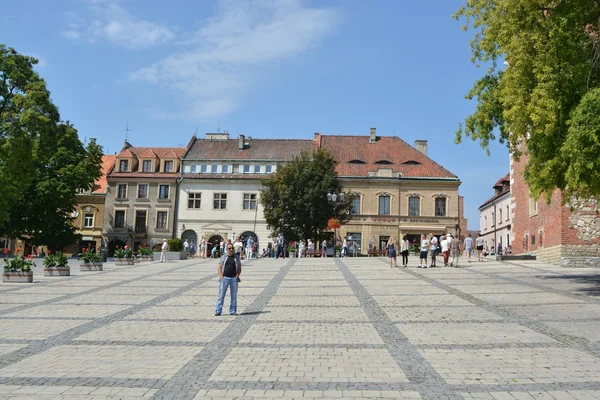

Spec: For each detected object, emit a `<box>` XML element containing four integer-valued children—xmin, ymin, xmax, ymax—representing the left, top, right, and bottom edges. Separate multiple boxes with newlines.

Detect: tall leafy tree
<box><xmin>0</xmin><ymin>45</ymin><xmax>103</xmax><ymax>248</ymax></box>
<box><xmin>260</xmin><ymin>149</ymin><xmax>353</xmax><ymax>242</ymax></box>
<box><xmin>454</xmin><ymin>1</ymin><xmax>600</xmax><ymax>202</ymax></box>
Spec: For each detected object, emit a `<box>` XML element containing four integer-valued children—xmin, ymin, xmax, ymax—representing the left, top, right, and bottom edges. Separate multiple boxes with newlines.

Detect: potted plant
<box><xmin>335</xmin><ymin>245</ymin><xmax>341</xmax><ymax>257</ymax></box>
<box><xmin>137</xmin><ymin>243</ymin><xmax>154</xmax><ymax>262</ymax></box>
<box><xmin>114</xmin><ymin>245</ymin><xmax>135</xmax><ymax>266</ymax></box>
<box><xmin>3</xmin><ymin>248</ymin><xmax>35</xmax><ymax>283</ymax></box>
<box><xmin>43</xmin><ymin>252</ymin><xmax>70</xmax><ymax>276</ymax></box>
<box><xmin>80</xmin><ymin>246</ymin><xmax>103</xmax><ymax>271</ymax></box>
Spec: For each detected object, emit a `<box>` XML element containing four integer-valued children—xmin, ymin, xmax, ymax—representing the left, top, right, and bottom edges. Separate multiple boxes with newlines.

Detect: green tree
<box><xmin>454</xmin><ymin>1</ymin><xmax>600</xmax><ymax>202</ymax></box>
<box><xmin>0</xmin><ymin>45</ymin><xmax>103</xmax><ymax>248</ymax></box>
<box><xmin>260</xmin><ymin>149</ymin><xmax>353</xmax><ymax>242</ymax></box>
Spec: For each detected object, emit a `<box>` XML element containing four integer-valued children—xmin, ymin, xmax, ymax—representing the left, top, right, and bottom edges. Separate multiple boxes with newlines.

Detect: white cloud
<box><xmin>63</xmin><ymin>3</ymin><xmax>174</xmax><ymax>49</ymax></box>
<box><xmin>129</xmin><ymin>0</ymin><xmax>341</xmax><ymax>120</ymax></box>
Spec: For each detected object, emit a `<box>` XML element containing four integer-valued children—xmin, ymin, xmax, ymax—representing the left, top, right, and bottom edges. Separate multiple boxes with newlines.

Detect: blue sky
<box><xmin>0</xmin><ymin>0</ymin><xmax>509</xmax><ymax>229</ymax></box>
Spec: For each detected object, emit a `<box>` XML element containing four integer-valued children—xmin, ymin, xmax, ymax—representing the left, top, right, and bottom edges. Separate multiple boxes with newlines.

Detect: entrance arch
<box><xmin>239</xmin><ymin>231</ymin><xmax>259</xmax><ymax>254</ymax></box>
<box><xmin>207</xmin><ymin>235</ymin><xmax>224</xmax><ymax>258</ymax></box>
<box><xmin>108</xmin><ymin>239</ymin><xmax>126</xmax><ymax>257</ymax></box>
<box><xmin>181</xmin><ymin>230</ymin><xmax>198</xmax><ymax>245</ymax></box>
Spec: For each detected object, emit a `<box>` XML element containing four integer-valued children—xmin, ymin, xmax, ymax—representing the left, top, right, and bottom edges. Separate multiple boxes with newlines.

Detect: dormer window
<box><xmin>164</xmin><ymin>160</ymin><xmax>173</xmax><ymax>173</ymax></box>
<box><xmin>119</xmin><ymin>160</ymin><xmax>129</xmax><ymax>172</ymax></box>
<box><xmin>211</xmin><ymin>164</ymin><xmax>218</xmax><ymax>173</ymax></box>
<box><xmin>142</xmin><ymin>160</ymin><xmax>152</xmax><ymax>172</ymax></box>
<box><xmin>375</xmin><ymin>160</ymin><xmax>393</xmax><ymax>165</ymax></box>
<box><xmin>348</xmin><ymin>159</ymin><xmax>366</xmax><ymax>164</ymax></box>
<box><xmin>402</xmin><ymin>160</ymin><xmax>421</xmax><ymax>165</ymax></box>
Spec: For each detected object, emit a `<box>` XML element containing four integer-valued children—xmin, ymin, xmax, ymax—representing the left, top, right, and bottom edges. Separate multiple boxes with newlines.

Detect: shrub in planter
<box><xmin>168</xmin><ymin>238</ymin><xmax>183</xmax><ymax>252</ymax></box>
<box><xmin>3</xmin><ymin>248</ymin><xmax>35</xmax><ymax>283</ymax></box>
<box><xmin>79</xmin><ymin>247</ymin><xmax>103</xmax><ymax>271</ymax></box>
<box><xmin>137</xmin><ymin>243</ymin><xmax>154</xmax><ymax>261</ymax></box>
<box><xmin>114</xmin><ymin>245</ymin><xmax>135</xmax><ymax>265</ymax></box>
<box><xmin>43</xmin><ymin>252</ymin><xmax>70</xmax><ymax>276</ymax></box>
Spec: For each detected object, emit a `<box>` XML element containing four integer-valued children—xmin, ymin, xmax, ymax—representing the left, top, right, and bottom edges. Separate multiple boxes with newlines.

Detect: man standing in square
<box><xmin>215</xmin><ymin>243</ymin><xmax>242</xmax><ymax>316</ymax></box>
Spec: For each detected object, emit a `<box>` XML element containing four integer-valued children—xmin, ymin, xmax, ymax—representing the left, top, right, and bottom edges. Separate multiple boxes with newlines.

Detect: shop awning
<box><xmin>399</xmin><ymin>225</ymin><xmax>447</xmax><ymax>232</ymax></box>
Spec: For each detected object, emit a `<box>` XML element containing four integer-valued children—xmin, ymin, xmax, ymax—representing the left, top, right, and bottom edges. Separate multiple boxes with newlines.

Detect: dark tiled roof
<box><xmin>319</xmin><ymin>135</ymin><xmax>458</xmax><ymax>179</ymax></box>
<box><xmin>184</xmin><ymin>138</ymin><xmax>314</xmax><ymax>161</ymax></box>
<box><xmin>494</xmin><ymin>173</ymin><xmax>510</xmax><ymax>188</ymax></box>
<box><xmin>479</xmin><ymin>189</ymin><xmax>510</xmax><ymax>209</ymax></box>
<box><xmin>480</xmin><ymin>173</ymin><xmax>511</xmax><ymax>209</ymax></box>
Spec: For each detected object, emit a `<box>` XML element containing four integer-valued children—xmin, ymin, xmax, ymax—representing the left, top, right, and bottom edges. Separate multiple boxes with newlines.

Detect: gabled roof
<box><xmin>318</xmin><ymin>135</ymin><xmax>458</xmax><ymax>179</ymax></box>
<box><xmin>479</xmin><ymin>173</ymin><xmax>511</xmax><ymax>209</ymax></box>
<box><xmin>138</xmin><ymin>149</ymin><xmax>158</xmax><ymax>158</ymax></box>
<box><xmin>116</xmin><ymin>149</ymin><xmax>135</xmax><ymax>158</ymax></box>
<box><xmin>494</xmin><ymin>173</ymin><xmax>510</xmax><ymax>188</ymax></box>
<box><xmin>184</xmin><ymin>138</ymin><xmax>314</xmax><ymax>160</ymax></box>
<box><xmin>92</xmin><ymin>155</ymin><xmax>115</xmax><ymax>194</ymax></box>
<box><xmin>128</xmin><ymin>147</ymin><xmax>186</xmax><ymax>159</ymax></box>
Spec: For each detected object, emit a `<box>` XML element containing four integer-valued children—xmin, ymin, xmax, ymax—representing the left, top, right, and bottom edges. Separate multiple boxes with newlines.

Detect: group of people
<box><xmin>385</xmin><ymin>232</ymin><xmax>499</xmax><ymax>268</ymax></box>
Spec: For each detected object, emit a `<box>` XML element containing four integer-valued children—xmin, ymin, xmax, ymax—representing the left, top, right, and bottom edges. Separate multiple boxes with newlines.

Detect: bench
<box><xmin>305</xmin><ymin>250</ymin><xmax>321</xmax><ymax>257</ymax></box>
<box><xmin>368</xmin><ymin>249</ymin><xmax>386</xmax><ymax>257</ymax></box>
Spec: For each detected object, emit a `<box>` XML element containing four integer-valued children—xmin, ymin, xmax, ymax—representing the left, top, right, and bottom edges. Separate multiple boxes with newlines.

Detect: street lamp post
<box><xmin>326</xmin><ymin>192</ymin><xmax>345</xmax><ymax>257</ymax></box>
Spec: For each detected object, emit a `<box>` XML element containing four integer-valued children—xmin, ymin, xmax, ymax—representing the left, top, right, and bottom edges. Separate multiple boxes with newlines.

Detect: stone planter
<box><xmin>115</xmin><ymin>258</ymin><xmax>135</xmax><ymax>266</ymax></box>
<box><xmin>44</xmin><ymin>266</ymin><xmax>70</xmax><ymax>277</ymax></box>
<box><xmin>138</xmin><ymin>255</ymin><xmax>154</xmax><ymax>262</ymax></box>
<box><xmin>2</xmin><ymin>271</ymin><xmax>34</xmax><ymax>283</ymax></box>
<box><xmin>80</xmin><ymin>262</ymin><xmax>103</xmax><ymax>271</ymax></box>
<box><xmin>153</xmin><ymin>251</ymin><xmax>188</xmax><ymax>261</ymax></box>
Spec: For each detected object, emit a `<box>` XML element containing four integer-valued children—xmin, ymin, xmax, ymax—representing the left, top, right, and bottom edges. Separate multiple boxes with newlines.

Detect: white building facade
<box><xmin>176</xmin><ymin>133</ymin><xmax>313</xmax><ymax>254</ymax></box>
<box><xmin>479</xmin><ymin>174</ymin><xmax>512</xmax><ymax>253</ymax></box>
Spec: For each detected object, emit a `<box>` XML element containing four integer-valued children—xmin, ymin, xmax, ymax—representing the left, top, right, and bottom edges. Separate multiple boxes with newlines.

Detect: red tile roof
<box><xmin>128</xmin><ymin>147</ymin><xmax>186</xmax><ymax>158</ymax></box>
<box><xmin>138</xmin><ymin>149</ymin><xmax>158</xmax><ymax>158</ymax></box>
<box><xmin>494</xmin><ymin>173</ymin><xmax>510</xmax><ymax>188</ymax></box>
<box><xmin>185</xmin><ymin>138</ymin><xmax>314</xmax><ymax>160</ymax></box>
<box><xmin>319</xmin><ymin>135</ymin><xmax>457</xmax><ymax>179</ymax></box>
<box><xmin>92</xmin><ymin>155</ymin><xmax>115</xmax><ymax>194</ymax></box>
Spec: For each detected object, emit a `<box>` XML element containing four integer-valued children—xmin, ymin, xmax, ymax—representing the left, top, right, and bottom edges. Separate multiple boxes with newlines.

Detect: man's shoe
<box><xmin>215</xmin><ymin>313</ymin><xmax>221</xmax><ymax>316</ymax></box>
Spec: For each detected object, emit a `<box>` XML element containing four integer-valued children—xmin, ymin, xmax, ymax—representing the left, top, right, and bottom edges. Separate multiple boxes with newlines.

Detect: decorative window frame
<box><xmin>431</xmin><ymin>193</ymin><xmax>449</xmax><ymax>217</ymax></box>
<box><xmin>140</xmin><ymin>159</ymin><xmax>154</xmax><ymax>173</ymax></box>
<box><xmin>376</xmin><ymin>191</ymin><xmax>393</xmax><ymax>215</ymax></box>
<box><xmin>137</xmin><ymin>183</ymin><xmax>149</xmax><ymax>199</ymax></box>
<box><xmin>350</xmin><ymin>191</ymin><xmax>363</xmax><ymax>215</ymax></box>
<box><xmin>155</xmin><ymin>208</ymin><xmax>170</xmax><ymax>230</ymax></box>
<box><xmin>158</xmin><ymin>184</ymin><xmax>170</xmax><ymax>200</ymax></box>
<box><xmin>113</xmin><ymin>207</ymin><xmax>127</xmax><ymax>229</ymax></box>
<box><xmin>405</xmin><ymin>192</ymin><xmax>423</xmax><ymax>217</ymax></box>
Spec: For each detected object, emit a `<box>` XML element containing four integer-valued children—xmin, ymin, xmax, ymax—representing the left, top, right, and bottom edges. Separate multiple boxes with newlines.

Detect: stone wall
<box><xmin>536</xmin><ymin>244</ymin><xmax>600</xmax><ymax>267</ymax></box>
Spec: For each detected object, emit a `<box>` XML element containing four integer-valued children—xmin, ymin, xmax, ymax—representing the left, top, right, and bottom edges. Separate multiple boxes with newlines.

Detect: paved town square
<box><xmin>1</xmin><ymin>258</ymin><xmax>599</xmax><ymax>399</ymax></box>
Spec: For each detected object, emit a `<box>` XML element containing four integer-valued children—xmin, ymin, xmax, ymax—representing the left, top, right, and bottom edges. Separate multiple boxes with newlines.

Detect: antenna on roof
<box><xmin>194</xmin><ymin>126</ymin><xmax>198</xmax><ymax>136</ymax></box>
<box><xmin>125</xmin><ymin>122</ymin><xmax>134</xmax><ymax>141</ymax></box>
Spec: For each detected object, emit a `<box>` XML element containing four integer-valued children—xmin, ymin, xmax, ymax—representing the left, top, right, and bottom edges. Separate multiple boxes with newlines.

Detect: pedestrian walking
<box><xmin>464</xmin><ymin>234</ymin><xmax>474</xmax><ymax>263</ymax></box>
<box><xmin>449</xmin><ymin>234</ymin><xmax>462</xmax><ymax>267</ymax></box>
<box><xmin>476</xmin><ymin>234</ymin><xmax>485</xmax><ymax>261</ymax></box>
<box><xmin>160</xmin><ymin>239</ymin><xmax>168</xmax><ymax>263</ymax></box>
<box><xmin>429</xmin><ymin>233</ymin><xmax>438</xmax><ymax>267</ymax></box>
<box><xmin>321</xmin><ymin>239</ymin><xmax>327</xmax><ymax>258</ymax></box>
<box><xmin>386</xmin><ymin>236</ymin><xmax>398</xmax><ymax>268</ymax></box>
<box><xmin>440</xmin><ymin>235</ymin><xmax>450</xmax><ymax>267</ymax></box>
<box><xmin>400</xmin><ymin>235</ymin><xmax>410</xmax><ymax>267</ymax></box>
<box><xmin>215</xmin><ymin>243</ymin><xmax>242</xmax><ymax>316</ymax></box>
<box><xmin>307</xmin><ymin>239</ymin><xmax>313</xmax><ymax>257</ymax></box>
<box><xmin>418</xmin><ymin>234</ymin><xmax>429</xmax><ymax>268</ymax></box>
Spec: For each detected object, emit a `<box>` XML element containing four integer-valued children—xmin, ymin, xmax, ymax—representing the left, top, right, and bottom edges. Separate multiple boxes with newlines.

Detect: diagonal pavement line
<box><xmin>0</xmin><ymin>259</ymin><xmax>215</xmax><ymax>316</ymax></box>
<box><xmin>335</xmin><ymin>258</ymin><xmax>463</xmax><ymax>400</ymax></box>
<box><xmin>0</xmin><ymin>269</ymin><xmax>220</xmax><ymax>370</ymax></box>
<box><xmin>379</xmin><ymin>257</ymin><xmax>600</xmax><ymax>358</ymax></box>
<box><xmin>149</xmin><ymin>258</ymin><xmax>295</xmax><ymax>400</ymax></box>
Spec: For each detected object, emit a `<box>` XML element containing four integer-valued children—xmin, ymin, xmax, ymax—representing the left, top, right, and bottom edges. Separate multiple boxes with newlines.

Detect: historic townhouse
<box><xmin>479</xmin><ymin>174</ymin><xmax>512</xmax><ymax>253</ymax></box>
<box><xmin>66</xmin><ymin>155</ymin><xmax>116</xmax><ymax>255</ymax></box>
<box><xmin>103</xmin><ymin>142</ymin><xmax>186</xmax><ymax>255</ymax></box>
<box><xmin>177</xmin><ymin>133</ymin><xmax>313</xmax><ymax>254</ymax></box>
<box><xmin>317</xmin><ymin>128</ymin><xmax>463</xmax><ymax>253</ymax></box>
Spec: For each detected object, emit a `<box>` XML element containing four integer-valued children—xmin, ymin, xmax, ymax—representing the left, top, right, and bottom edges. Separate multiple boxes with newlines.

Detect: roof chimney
<box><xmin>238</xmin><ymin>134</ymin><xmax>245</xmax><ymax>151</ymax></box>
<box><xmin>369</xmin><ymin>127</ymin><xmax>376</xmax><ymax>143</ymax></box>
<box><xmin>414</xmin><ymin>140</ymin><xmax>428</xmax><ymax>156</ymax></box>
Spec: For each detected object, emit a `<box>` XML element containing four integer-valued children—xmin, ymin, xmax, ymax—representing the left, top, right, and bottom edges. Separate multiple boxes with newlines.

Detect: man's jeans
<box><xmin>215</xmin><ymin>277</ymin><xmax>238</xmax><ymax>315</ymax></box>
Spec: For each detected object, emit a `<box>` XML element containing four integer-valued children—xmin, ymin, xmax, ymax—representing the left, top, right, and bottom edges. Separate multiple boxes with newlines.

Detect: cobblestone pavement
<box><xmin>1</xmin><ymin>256</ymin><xmax>600</xmax><ymax>399</ymax></box>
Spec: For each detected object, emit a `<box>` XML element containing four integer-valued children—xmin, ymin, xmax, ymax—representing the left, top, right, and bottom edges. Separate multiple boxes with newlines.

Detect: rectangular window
<box><xmin>266</xmin><ymin>165</ymin><xmax>272</xmax><ymax>173</ymax></box>
<box><xmin>243</xmin><ymin>165</ymin><xmax>250</xmax><ymax>173</ymax></box>
<box><xmin>222</xmin><ymin>165</ymin><xmax>229</xmax><ymax>173</ymax></box>
<box><xmin>114</xmin><ymin>210</ymin><xmax>125</xmax><ymax>228</ymax></box>
<box><xmin>213</xmin><ymin>193</ymin><xmax>227</xmax><ymax>209</ymax></box>
<box><xmin>347</xmin><ymin>233</ymin><xmax>361</xmax><ymax>255</ymax></box>
<box><xmin>190</xmin><ymin>164</ymin><xmax>197</xmax><ymax>173</ymax></box>
<box><xmin>531</xmin><ymin>235</ymin><xmax>536</xmax><ymax>245</ymax></box>
<box><xmin>435</xmin><ymin>198</ymin><xmax>446</xmax><ymax>216</ymax></box>
<box><xmin>188</xmin><ymin>193</ymin><xmax>201</xmax><ymax>209</ymax></box>
<box><xmin>164</xmin><ymin>160</ymin><xmax>173</xmax><ymax>173</ymax></box>
<box><xmin>211</xmin><ymin>164</ymin><xmax>218</xmax><ymax>173</ymax></box>
<box><xmin>506</xmin><ymin>205</ymin><xmax>510</xmax><ymax>221</ymax></box>
<box><xmin>254</xmin><ymin>165</ymin><xmax>260</xmax><ymax>173</ymax></box>
<box><xmin>117</xmin><ymin>184</ymin><xmax>127</xmax><ymax>199</ymax></box>
<box><xmin>83</xmin><ymin>213</ymin><xmax>94</xmax><ymax>228</ymax></box>
<box><xmin>137</xmin><ymin>184</ymin><xmax>148</xmax><ymax>199</ymax></box>
<box><xmin>492</xmin><ymin>212</ymin><xmax>495</xmax><ymax>226</ymax></box>
<box><xmin>156</xmin><ymin>211</ymin><xmax>168</xmax><ymax>229</ymax></box>
<box><xmin>484</xmin><ymin>216</ymin><xmax>488</xmax><ymax>230</ymax></box>
<box><xmin>201</xmin><ymin>164</ymin><xmax>207</xmax><ymax>173</ymax></box>
<box><xmin>135</xmin><ymin>210</ymin><xmax>146</xmax><ymax>233</ymax></box>
<box><xmin>243</xmin><ymin>193</ymin><xmax>257</xmax><ymax>209</ymax></box>
<box><xmin>408</xmin><ymin>196</ymin><xmax>420</xmax><ymax>216</ymax></box>
<box><xmin>119</xmin><ymin>160</ymin><xmax>128</xmax><ymax>172</ymax></box>
<box><xmin>529</xmin><ymin>196</ymin><xmax>538</xmax><ymax>216</ymax></box>
<box><xmin>351</xmin><ymin>196</ymin><xmax>360</xmax><ymax>215</ymax></box>
<box><xmin>159</xmin><ymin>185</ymin><xmax>169</xmax><ymax>199</ymax></box>
<box><xmin>142</xmin><ymin>160</ymin><xmax>152</xmax><ymax>172</ymax></box>
<box><xmin>378</xmin><ymin>196</ymin><xmax>390</xmax><ymax>215</ymax></box>
<box><xmin>499</xmin><ymin>209</ymin><xmax>503</xmax><ymax>224</ymax></box>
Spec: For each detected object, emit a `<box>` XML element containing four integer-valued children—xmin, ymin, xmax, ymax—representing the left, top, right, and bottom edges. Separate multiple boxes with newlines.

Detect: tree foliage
<box><xmin>260</xmin><ymin>149</ymin><xmax>353</xmax><ymax>242</ymax></box>
<box><xmin>454</xmin><ymin>1</ymin><xmax>600</xmax><ymax>201</ymax></box>
<box><xmin>0</xmin><ymin>45</ymin><xmax>103</xmax><ymax>248</ymax></box>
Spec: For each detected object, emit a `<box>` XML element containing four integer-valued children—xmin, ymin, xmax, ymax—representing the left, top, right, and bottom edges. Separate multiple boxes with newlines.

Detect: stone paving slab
<box><xmin>0</xmin><ymin>257</ymin><xmax>599</xmax><ymax>399</ymax></box>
